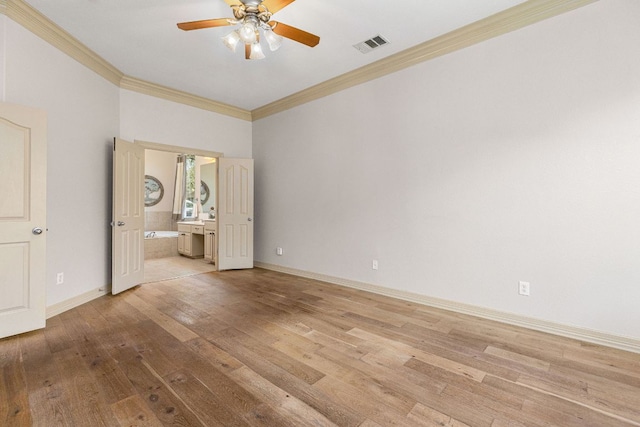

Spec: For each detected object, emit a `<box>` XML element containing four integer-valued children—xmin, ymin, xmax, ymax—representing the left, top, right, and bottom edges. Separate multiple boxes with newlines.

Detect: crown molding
<box><xmin>1</xmin><ymin>0</ymin><xmax>251</xmax><ymax>121</ymax></box>
<box><xmin>120</xmin><ymin>76</ymin><xmax>252</xmax><ymax>121</ymax></box>
<box><xmin>2</xmin><ymin>0</ymin><xmax>596</xmax><ymax>122</ymax></box>
<box><xmin>2</xmin><ymin>0</ymin><xmax>123</xmax><ymax>86</ymax></box>
<box><xmin>255</xmin><ymin>262</ymin><xmax>640</xmax><ymax>354</ymax></box>
<box><xmin>251</xmin><ymin>0</ymin><xmax>598</xmax><ymax>120</ymax></box>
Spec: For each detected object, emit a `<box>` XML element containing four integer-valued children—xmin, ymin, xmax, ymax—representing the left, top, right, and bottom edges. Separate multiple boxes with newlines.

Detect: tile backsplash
<box><xmin>145</xmin><ymin>211</ymin><xmax>177</xmax><ymax>231</ymax></box>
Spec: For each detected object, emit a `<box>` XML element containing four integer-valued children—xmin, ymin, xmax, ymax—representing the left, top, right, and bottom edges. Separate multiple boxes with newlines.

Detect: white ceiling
<box><xmin>25</xmin><ymin>0</ymin><xmax>528</xmax><ymax>111</ymax></box>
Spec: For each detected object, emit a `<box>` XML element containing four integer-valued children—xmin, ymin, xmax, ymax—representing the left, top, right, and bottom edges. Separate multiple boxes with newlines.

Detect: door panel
<box><xmin>0</xmin><ymin>103</ymin><xmax>47</xmax><ymax>339</ymax></box>
<box><xmin>217</xmin><ymin>158</ymin><xmax>254</xmax><ymax>270</ymax></box>
<box><xmin>112</xmin><ymin>138</ymin><xmax>145</xmax><ymax>294</ymax></box>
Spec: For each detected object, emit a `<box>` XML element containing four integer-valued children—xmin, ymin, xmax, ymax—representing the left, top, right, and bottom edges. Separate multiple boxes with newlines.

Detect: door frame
<box><xmin>134</xmin><ymin>139</ymin><xmax>224</xmax><ymax>272</ymax></box>
<box><xmin>135</xmin><ymin>140</ymin><xmax>223</xmax><ymax>159</ymax></box>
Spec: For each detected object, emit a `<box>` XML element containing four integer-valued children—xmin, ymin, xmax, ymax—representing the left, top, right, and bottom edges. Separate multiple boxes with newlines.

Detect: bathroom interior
<box><xmin>143</xmin><ymin>149</ymin><xmax>217</xmax><ymax>282</ymax></box>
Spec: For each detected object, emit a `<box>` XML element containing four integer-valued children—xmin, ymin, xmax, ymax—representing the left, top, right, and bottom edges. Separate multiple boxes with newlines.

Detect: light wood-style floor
<box><xmin>143</xmin><ymin>256</ymin><xmax>217</xmax><ymax>283</ymax></box>
<box><xmin>2</xmin><ymin>267</ymin><xmax>640</xmax><ymax>426</ymax></box>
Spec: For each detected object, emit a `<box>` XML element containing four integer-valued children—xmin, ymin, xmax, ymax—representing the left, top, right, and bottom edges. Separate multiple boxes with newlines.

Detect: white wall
<box><xmin>1</xmin><ymin>15</ymin><xmax>252</xmax><ymax>308</ymax></box>
<box><xmin>0</xmin><ymin>17</ymin><xmax>5</xmax><ymax>101</ymax></box>
<box><xmin>252</xmin><ymin>0</ymin><xmax>640</xmax><ymax>340</ymax></box>
<box><xmin>120</xmin><ymin>90</ymin><xmax>252</xmax><ymax>158</ymax></box>
<box><xmin>145</xmin><ymin>149</ymin><xmax>178</xmax><ymax>213</ymax></box>
<box><xmin>2</xmin><ymin>18</ymin><xmax>120</xmax><ymax>306</ymax></box>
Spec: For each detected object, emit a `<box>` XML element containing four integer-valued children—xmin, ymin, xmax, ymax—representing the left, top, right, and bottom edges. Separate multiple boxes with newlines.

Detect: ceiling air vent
<box><xmin>353</xmin><ymin>35</ymin><xmax>389</xmax><ymax>54</ymax></box>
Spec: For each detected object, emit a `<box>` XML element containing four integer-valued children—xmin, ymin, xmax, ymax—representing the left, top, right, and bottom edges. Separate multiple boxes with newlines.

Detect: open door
<box><xmin>0</xmin><ymin>103</ymin><xmax>47</xmax><ymax>339</ymax></box>
<box><xmin>217</xmin><ymin>157</ymin><xmax>254</xmax><ymax>270</ymax></box>
<box><xmin>112</xmin><ymin>138</ymin><xmax>145</xmax><ymax>294</ymax></box>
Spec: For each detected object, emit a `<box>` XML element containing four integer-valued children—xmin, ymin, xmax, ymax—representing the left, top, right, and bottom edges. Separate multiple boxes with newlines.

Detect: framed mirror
<box><xmin>144</xmin><ymin>175</ymin><xmax>164</xmax><ymax>207</ymax></box>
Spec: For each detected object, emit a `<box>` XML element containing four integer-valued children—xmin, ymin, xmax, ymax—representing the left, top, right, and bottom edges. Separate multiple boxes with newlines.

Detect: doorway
<box><xmin>112</xmin><ymin>139</ymin><xmax>254</xmax><ymax>294</ymax></box>
<box><xmin>141</xmin><ymin>141</ymin><xmax>221</xmax><ymax>283</ymax></box>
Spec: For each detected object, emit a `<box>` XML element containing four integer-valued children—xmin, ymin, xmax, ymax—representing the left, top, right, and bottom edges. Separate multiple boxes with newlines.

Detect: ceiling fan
<box><xmin>177</xmin><ymin>0</ymin><xmax>320</xmax><ymax>60</ymax></box>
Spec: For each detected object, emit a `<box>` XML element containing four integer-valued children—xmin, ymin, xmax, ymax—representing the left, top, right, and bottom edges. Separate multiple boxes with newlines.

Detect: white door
<box><xmin>112</xmin><ymin>138</ymin><xmax>145</xmax><ymax>294</ymax></box>
<box><xmin>217</xmin><ymin>158</ymin><xmax>254</xmax><ymax>270</ymax></box>
<box><xmin>0</xmin><ymin>103</ymin><xmax>47</xmax><ymax>339</ymax></box>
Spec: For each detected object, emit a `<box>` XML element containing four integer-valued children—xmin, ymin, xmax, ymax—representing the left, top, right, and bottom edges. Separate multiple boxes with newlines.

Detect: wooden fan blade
<box><xmin>177</xmin><ymin>18</ymin><xmax>231</xmax><ymax>31</ymax></box>
<box><xmin>245</xmin><ymin>44</ymin><xmax>250</xmax><ymax>60</ymax></box>
<box><xmin>270</xmin><ymin>21</ymin><xmax>320</xmax><ymax>47</ymax></box>
<box><xmin>262</xmin><ymin>0</ymin><xmax>295</xmax><ymax>14</ymax></box>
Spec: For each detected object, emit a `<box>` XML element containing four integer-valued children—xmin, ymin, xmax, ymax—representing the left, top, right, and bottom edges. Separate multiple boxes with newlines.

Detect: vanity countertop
<box><xmin>177</xmin><ymin>220</ymin><xmax>205</xmax><ymax>226</ymax></box>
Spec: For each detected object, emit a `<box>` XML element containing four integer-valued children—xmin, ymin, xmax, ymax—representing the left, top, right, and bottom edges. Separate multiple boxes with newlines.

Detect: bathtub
<box><xmin>145</xmin><ymin>230</ymin><xmax>179</xmax><ymax>239</ymax></box>
<box><xmin>144</xmin><ymin>230</ymin><xmax>179</xmax><ymax>259</ymax></box>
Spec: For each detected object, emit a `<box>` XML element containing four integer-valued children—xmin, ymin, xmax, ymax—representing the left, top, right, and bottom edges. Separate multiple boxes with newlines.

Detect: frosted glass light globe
<box><xmin>239</xmin><ymin>22</ymin><xmax>257</xmax><ymax>44</ymax></box>
<box><xmin>222</xmin><ymin>30</ymin><xmax>241</xmax><ymax>52</ymax></box>
<box><xmin>264</xmin><ymin>28</ymin><xmax>283</xmax><ymax>51</ymax></box>
<box><xmin>249</xmin><ymin>42</ymin><xmax>265</xmax><ymax>60</ymax></box>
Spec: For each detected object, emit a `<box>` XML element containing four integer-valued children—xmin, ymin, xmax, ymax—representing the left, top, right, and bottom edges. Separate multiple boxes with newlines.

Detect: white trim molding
<box><xmin>120</xmin><ymin>76</ymin><xmax>252</xmax><ymax>122</ymax></box>
<box><xmin>46</xmin><ymin>286</ymin><xmax>109</xmax><ymax>319</ymax></box>
<box><xmin>2</xmin><ymin>0</ymin><xmax>123</xmax><ymax>86</ymax></box>
<box><xmin>254</xmin><ymin>262</ymin><xmax>640</xmax><ymax>354</ymax></box>
<box><xmin>251</xmin><ymin>0</ymin><xmax>598</xmax><ymax>120</ymax></box>
<box><xmin>1</xmin><ymin>0</ymin><xmax>597</xmax><ymax>121</ymax></box>
<box><xmin>135</xmin><ymin>139</ymin><xmax>224</xmax><ymax>158</ymax></box>
<box><xmin>0</xmin><ymin>0</ymin><xmax>251</xmax><ymax>120</ymax></box>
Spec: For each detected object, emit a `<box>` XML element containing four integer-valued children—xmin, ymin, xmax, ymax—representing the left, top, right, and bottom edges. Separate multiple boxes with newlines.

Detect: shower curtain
<box><xmin>172</xmin><ymin>154</ymin><xmax>199</xmax><ymax>220</ymax></box>
<box><xmin>172</xmin><ymin>154</ymin><xmax>186</xmax><ymax>220</ymax></box>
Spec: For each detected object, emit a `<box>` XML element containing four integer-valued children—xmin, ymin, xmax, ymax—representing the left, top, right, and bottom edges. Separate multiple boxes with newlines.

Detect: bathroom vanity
<box><xmin>203</xmin><ymin>220</ymin><xmax>216</xmax><ymax>265</ymax></box>
<box><xmin>177</xmin><ymin>220</ymin><xmax>216</xmax><ymax>266</ymax></box>
<box><xmin>177</xmin><ymin>221</ymin><xmax>203</xmax><ymax>258</ymax></box>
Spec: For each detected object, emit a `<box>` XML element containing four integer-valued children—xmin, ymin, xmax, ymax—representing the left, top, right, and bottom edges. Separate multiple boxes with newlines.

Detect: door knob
<box><xmin>117</xmin><ymin>221</ymin><xmax>125</xmax><ymax>226</ymax></box>
<box><xmin>248</xmin><ymin>218</ymin><xmax>252</xmax><ymax>222</ymax></box>
<box><xmin>32</xmin><ymin>227</ymin><xmax>43</xmax><ymax>235</ymax></box>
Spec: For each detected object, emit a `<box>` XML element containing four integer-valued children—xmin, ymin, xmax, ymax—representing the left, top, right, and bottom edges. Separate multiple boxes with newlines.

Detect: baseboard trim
<box><xmin>46</xmin><ymin>286</ymin><xmax>109</xmax><ymax>319</ymax></box>
<box><xmin>254</xmin><ymin>262</ymin><xmax>640</xmax><ymax>354</ymax></box>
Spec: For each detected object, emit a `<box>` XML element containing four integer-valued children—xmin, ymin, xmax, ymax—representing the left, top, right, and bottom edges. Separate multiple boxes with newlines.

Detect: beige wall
<box><xmin>0</xmin><ymin>15</ymin><xmax>252</xmax><ymax>307</ymax></box>
<box><xmin>2</xmin><ymin>16</ymin><xmax>119</xmax><ymax>306</ymax></box>
<box><xmin>252</xmin><ymin>0</ymin><xmax>640</xmax><ymax>340</ymax></box>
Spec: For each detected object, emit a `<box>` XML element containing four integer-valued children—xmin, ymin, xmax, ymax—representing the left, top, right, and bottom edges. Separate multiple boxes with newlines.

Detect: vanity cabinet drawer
<box><xmin>191</xmin><ymin>226</ymin><xmax>204</xmax><ymax>235</ymax></box>
<box><xmin>177</xmin><ymin>224</ymin><xmax>191</xmax><ymax>232</ymax></box>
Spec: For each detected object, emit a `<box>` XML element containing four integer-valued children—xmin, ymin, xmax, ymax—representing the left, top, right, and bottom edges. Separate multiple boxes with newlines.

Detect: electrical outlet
<box><xmin>372</xmin><ymin>260</ymin><xmax>378</xmax><ymax>270</ymax></box>
<box><xmin>276</xmin><ymin>247</ymin><xmax>283</xmax><ymax>256</ymax></box>
<box><xmin>518</xmin><ymin>281</ymin><xmax>530</xmax><ymax>296</ymax></box>
<box><xmin>56</xmin><ymin>272</ymin><xmax>64</xmax><ymax>285</ymax></box>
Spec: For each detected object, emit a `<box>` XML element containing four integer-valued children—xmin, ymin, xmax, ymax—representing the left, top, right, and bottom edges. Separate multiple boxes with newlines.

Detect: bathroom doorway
<box><xmin>112</xmin><ymin>139</ymin><xmax>254</xmax><ymax>293</ymax></box>
<box><xmin>141</xmin><ymin>141</ymin><xmax>220</xmax><ymax>283</ymax></box>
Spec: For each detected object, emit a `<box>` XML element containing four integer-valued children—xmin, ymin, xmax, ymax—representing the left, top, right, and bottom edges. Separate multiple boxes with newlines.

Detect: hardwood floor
<box><xmin>2</xmin><ymin>268</ymin><xmax>640</xmax><ymax>426</ymax></box>
<box><xmin>143</xmin><ymin>256</ymin><xmax>216</xmax><ymax>283</ymax></box>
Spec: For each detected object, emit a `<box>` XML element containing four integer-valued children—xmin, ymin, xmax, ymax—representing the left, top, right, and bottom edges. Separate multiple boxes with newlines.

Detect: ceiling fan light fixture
<box><xmin>264</xmin><ymin>28</ymin><xmax>283</xmax><ymax>51</ymax></box>
<box><xmin>177</xmin><ymin>0</ymin><xmax>320</xmax><ymax>60</ymax></box>
<box><xmin>222</xmin><ymin>30</ymin><xmax>241</xmax><ymax>52</ymax></box>
<box><xmin>249</xmin><ymin>42</ymin><xmax>265</xmax><ymax>60</ymax></box>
